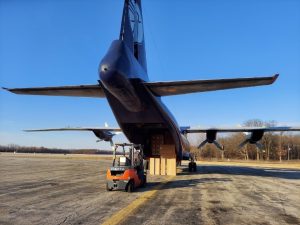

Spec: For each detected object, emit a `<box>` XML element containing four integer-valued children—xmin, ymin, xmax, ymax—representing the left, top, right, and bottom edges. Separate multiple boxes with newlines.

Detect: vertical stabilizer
<box><xmin>119</xmin><ymin>0</ymin><xmax>147</xmax><ymax>72</ymax></box>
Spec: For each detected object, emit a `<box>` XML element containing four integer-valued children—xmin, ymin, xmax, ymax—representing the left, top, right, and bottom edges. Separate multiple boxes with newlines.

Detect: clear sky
<box><xmin>1</xmin><ymin>0</ymin><xmax>299</xmax><ymax>149</ymax></box>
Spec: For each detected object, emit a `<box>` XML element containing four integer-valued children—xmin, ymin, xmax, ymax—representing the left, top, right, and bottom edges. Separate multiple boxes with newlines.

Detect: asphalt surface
<box><xmin>122</xmin><ymin>164</ymin><xmax>300</xmax><ymax>225</ymax></box>
<box><xmin>0</xmin><ymin>153</ymin><xmax>300</xmax><ymax>225</ymax></box>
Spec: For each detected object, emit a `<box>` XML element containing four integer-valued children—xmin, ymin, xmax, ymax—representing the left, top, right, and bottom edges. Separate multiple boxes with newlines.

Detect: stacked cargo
<box><xmin>149</xmin><ymin>145</ymin><xmax>177</xmax><ymax>176</ymax></box>
<box><xmin>160</xmin><ymin>145</ymin><xmax>176</xmax><ymax>158</ymax></box>
<box><xmin>151</xmin><ymin>134</ymin><xmax>164</xmax><ymax>156</ymax></box>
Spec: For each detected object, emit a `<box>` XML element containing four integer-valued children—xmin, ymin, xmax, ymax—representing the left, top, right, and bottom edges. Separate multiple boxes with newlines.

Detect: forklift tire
<box><xmin>127</xmin><ymin>180</ymin><xmax>135</xmax><ymax>193</ymax></box>
<box><xmin>140</xmin><ymin>175</ymin><xmax>147</xmax><ymax>188</ymax></box>
<box><xmin>106</xmin><ymin>183</ymin><xmax>112</xmax><ymax>191</ymax></box>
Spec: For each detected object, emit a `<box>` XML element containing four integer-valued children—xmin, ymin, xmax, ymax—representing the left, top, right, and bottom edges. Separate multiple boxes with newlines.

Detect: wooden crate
<box><xmin>160</xmin><ymin>145</ymin><xmax>176</xmax><ymax>158</ymax></box>
<box><xmin>149</xmin><ymin>157</ymin><xmax>177</xmax><ymax>176</ymax></box>
<box><xmin>151</xmin><ymin>134</ymin><xmax>164</xmax><ymax>156</ymax></box>
<box><xmin>150</xmin><ymin>158</ymin><xmax>155</xmax><ymax>175</ymax></box>
<box><xmin>155</xmin><ymin>158</ymin><xmax>160</xmax><ymax>175</ymax></box>
<box><xmin>166</xmin><ymin>158</ymin><xmax>177</xmax><ymax>176</ymax></box>
<box><xmin>160</xmin><ymin>158</ymin><xmax>166</xmax><ymax>175</ymax></box>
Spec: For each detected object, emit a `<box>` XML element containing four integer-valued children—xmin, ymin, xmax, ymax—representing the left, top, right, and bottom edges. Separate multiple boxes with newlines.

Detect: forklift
<box><xmin>106</xmin><ymin>143</ymin><xmax>147</xmax><ymax>192</ymax></box>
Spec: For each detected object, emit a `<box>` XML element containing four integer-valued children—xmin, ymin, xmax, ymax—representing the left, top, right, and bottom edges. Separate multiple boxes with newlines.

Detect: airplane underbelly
<box><xmin>102</xmin><ymin>81</ymin><xmax>164</xmax><ymax>125</ymax></box>
<box><xmin>101</xmin><ymin>79</ymin><xmax>185</xmax><ymax>159</ymax></box>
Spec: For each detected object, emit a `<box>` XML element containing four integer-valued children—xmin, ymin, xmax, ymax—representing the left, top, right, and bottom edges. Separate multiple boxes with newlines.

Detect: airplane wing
<box><xmin>182</xmin><ymin>126</ymin><xmax>300</xmax><ymax>150</ymax></box>
<box><xmin>24</xmin><ymin>127</ymin><xmax>122</xmax><ymax>132</ymax></box>
<box><xmin>24</xmin><ymin>127</ymin><xmax>122</xmax><ymax>146</ymax></box>
<box><xmin>3</xmin><ymin>84</ymin><xmax>105</xmax><ymax>98</ymax></box>
<box><xmin>145</xmin><ymin>74</ymin><xmax>278</xmax><ymax>96</ymax></box>
<box><xmin>184</xmin><ymin>126</ymin><xmax>300</xmax><ymax>133</ymax></box>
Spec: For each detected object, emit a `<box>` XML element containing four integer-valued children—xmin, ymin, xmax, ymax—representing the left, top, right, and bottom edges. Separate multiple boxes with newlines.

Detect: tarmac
<box><xmin>0</xmin><ymin>153</ymin><xmax>300</xmax><ymax>225</ymax></box>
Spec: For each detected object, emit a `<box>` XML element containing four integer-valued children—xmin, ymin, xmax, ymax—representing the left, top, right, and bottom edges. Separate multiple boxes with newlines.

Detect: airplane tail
<box><xmin>119</xmin><ymin>0</ymin><xmax>147</xmax><ymax>72</ymax></box>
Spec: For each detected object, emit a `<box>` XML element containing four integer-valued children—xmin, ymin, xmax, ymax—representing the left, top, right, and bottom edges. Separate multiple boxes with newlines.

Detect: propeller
<box><xmin>238</xmin><ymin>138</ymin><xmax>250</xmax><ymax>149</ymax></box>
<box><xmin>109</xmin><ymin>139</ymin><xmax>114</xmax><ymax>147</ymax></box>
<box><xmin>197</xmin><ymin>139</ymin><xmax>208</xmax><ymax>149</ymax></box>
<box><xmin>197</xmin><ymin>139</ymin><xmax>224</xmax><ymax>151</ymax></box>
<box><xmin>93</xmin><ymin>122</ymin><xmax>117</xmax><ymax>148</ymax></box>
<box><xmin>255</xmin><ymin>142</ymin><xmax>263</xmax><ymax>150</ymax></box>
<box><xmin>213</xmin><ymin>140</ymin><xmax>224</xmax><ymax>151</ymax></box>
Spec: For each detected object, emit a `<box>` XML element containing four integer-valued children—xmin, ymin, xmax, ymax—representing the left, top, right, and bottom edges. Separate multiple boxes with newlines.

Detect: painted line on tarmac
<box><xmin>101</xmin><ymin>176</ymin><xmax>174</xmax><ymax>225</ymax></box>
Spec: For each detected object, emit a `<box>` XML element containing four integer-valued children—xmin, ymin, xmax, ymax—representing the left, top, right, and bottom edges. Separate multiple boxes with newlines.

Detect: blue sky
<box><xmin>1</xmin><ymin>0</ymin><xmax>299</xmax><ymax>149</ymax></box>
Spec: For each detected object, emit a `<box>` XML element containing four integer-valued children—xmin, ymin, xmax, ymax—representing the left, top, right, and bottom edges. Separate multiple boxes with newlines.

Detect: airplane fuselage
<box><xmin>99</xmin><ymin>40</ymin><xmax>189</xmax><ymax>159</ymax></box>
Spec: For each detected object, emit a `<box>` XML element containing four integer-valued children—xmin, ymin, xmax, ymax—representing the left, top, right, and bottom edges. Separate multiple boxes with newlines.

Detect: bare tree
<box><xmin>261</xmin><ymin>120</ymin><xmax>277</xmax><ymax>160</ymax></box>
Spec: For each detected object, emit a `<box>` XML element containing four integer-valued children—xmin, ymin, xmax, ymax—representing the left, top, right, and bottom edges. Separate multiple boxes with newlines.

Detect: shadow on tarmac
<box><xmin>180</xmin><ymin>165</ymin><xmax>300</xmax><ymax>180</ymax></box>
<box><xmin>135</xmin><ymin>164</ymin><xmax>300</xmax><ymax>192</ymax></box>
<box><xmin>136</xmin><ymin>177</ymin><xmax>232</xmax><ymax>192</ymax></box>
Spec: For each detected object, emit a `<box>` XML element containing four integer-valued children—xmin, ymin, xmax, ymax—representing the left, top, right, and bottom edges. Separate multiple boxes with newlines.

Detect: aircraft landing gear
<box><xmin>188</xmin><ymin>154</ymin><xmax>197</xmax><ymax>172</ymax></box>
<box><xmin>188</xmin><ymin>161</ymin><xmax>197</xmax><ymax>172</ymax></box>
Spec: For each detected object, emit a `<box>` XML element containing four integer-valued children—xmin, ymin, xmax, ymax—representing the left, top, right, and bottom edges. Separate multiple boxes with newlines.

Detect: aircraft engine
<box><xmin>238</xmin><ymin>130</ymin><xmax>264</xmax><ymax>149</ymax></box>
<box><xmin>197</xmin><ymin>130</ymin><xmax>224</xmax><ymax>151</ymax></box>
<box><xmin>92</xmin><ymin>130</ymin><xmax>115</xmax><ymax>146</ymax></box>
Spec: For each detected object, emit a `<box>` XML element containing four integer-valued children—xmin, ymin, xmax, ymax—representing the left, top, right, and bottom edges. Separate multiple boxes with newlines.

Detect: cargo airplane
<box><xmin>4</xmin><ymin>0</ymin><xmax>300</xmax><ymax>161</ymax></box>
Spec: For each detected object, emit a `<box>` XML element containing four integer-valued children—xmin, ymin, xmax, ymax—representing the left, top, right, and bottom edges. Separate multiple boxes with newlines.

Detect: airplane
<box><xmin>4</xmin><ymin>0</ymin><xmax>300</xmax><ymax>164</ymax></box>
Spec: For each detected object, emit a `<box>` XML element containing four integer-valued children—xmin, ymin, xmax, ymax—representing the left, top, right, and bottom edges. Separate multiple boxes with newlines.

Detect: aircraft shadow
<box><xmin>189</xmin><ymin>165</ymin><xmax>300</xmax><ymax>180</ymax></box>
<box><xmin>136</xmin><ymin>177</ymin><xmax>232</xmax><ymax>192</ymax></box>
<box><xmin>135</xmin><ymin>165</ymin><xmax>300</xmax><ymax>192</ymax></box>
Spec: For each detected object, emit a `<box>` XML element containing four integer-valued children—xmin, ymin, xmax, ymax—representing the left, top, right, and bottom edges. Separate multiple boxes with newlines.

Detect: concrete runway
<box><xmin>0</xmin><ymin>153</ymin><xmax>300</xmax><ymax>225</ymax></box>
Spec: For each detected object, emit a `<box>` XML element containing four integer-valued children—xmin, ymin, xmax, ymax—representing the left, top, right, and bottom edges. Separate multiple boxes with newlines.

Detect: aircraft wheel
<box><xmin>189</xmin><ymin>162</ymin><xmax>197</xmax><ymax>172</ymax></box>
<box><xmin>193</xmin><ymin>163</ymin><xmax>197</xmax><ymax>172</ymax></box>
<box><xmin>188</xmin><ymin>162</ymin><xmax>192</xmax><ymax>172</ymax></box>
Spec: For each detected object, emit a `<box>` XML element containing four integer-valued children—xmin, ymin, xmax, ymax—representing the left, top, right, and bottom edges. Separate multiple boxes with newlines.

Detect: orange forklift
<box><xmin>106</xmin><ymin>143</ymin><xmax>147</xmax><ymax>192</ymax></box>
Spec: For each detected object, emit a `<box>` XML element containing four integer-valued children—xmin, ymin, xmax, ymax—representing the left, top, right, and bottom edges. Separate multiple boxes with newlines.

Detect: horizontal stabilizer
<box><xmin>3</xmin><ymin>84</ymin><xmax>105</xmax><ymax>98</ymax></box>
<box><xmin>145</xmin><ymin>74</ymin><xmax>279</xmax><ymax>96</ymax></box>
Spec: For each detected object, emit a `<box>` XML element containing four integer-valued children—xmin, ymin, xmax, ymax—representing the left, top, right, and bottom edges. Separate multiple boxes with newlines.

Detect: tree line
<box><xmin>0</xmin><ymin>144</ymin><xmax>118</xmax><ymax>155</ymax></box>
